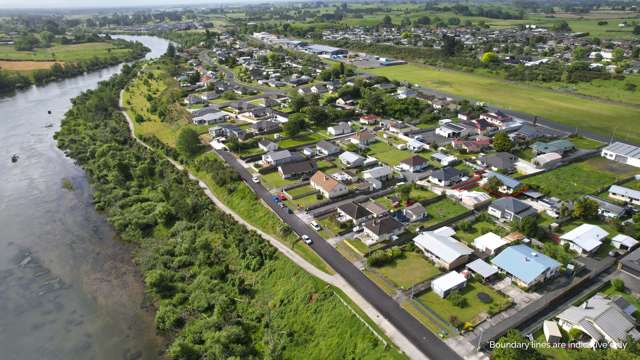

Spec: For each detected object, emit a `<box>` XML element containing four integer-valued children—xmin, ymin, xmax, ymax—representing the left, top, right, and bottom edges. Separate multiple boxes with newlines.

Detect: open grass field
<box><xmin>374</xmin><ymin>252</ymin><xmax>441</xmax><ymax>289</ymax></box>
<box><xmin>0</xmin><ymin>42</ymin><xmax>131</xmax><ymax>62</ymax></box>
<box><xmin>0</xmin><ymin>60</ymin><xmax>61</xmax><ymax>71</ymax></box>
<box><xmin>523</xmin><ymin>157</ymin><xmax>638</xmax><ymax>200</ymax></box>
<box><xmin>539</xmin><ymin>74</ymin><xmax>640</xmax><ymax>107</ymax></box>
<box><xmin>412</xmin><ymin>198</ymin><xmax>469</xmax><ymax>229</ymax></box>
<box><xmin>368</xmin><ymin>64</ymin><xmax>640</xmax><ymax>144</ymax></box>
<box><xmin>416</xmin><ymin>281</ymin><xmax>511</xmax><ymax>326</ymax></box>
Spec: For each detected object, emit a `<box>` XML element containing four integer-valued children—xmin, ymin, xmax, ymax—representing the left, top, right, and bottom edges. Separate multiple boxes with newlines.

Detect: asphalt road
<box><xmin>216</xmin><ymin>149</ymin><xmax>462</xmax><ymax>360</ymax></box>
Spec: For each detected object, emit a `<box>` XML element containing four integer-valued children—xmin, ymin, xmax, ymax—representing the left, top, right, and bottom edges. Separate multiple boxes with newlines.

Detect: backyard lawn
<box><xmin>374</xmin><ymin>252</ymin><xmax>441</xmax><ymax>289</ymax></box>
<box><xmin>416</xmin><ymin>281</ymin><xmax>512</xmax><ymax>326</ymax></box>
<box><xmin>523</xmin><ymin>157</ymin><xmax>638</xmax><ymax>200</ymax></box>
<box><xmin>317</xmin><ymin>214</ymin><xmax>345</xmax><ymax>238</ymax></box>
<box><xmin>369</xmin><ymin>64</ymin><xmax>640</xmax><ymax>145</ymax></box>
<box><xmin>286</xmin><ymin>184</ymin><xmax>316</xmax><ymax>198</ymax></box>
<box><xmin>568</xmin><ymin>136</ymin><xmax>604</xmax><ymax>150</ymax></box>
<box><xmin>368</xmin><ymin>141</ymin><xmax>414</xmax><ymax>166</ymax></box>
<box><xmin>276</xmin><ymin>131</ymin><xmax>328</xmax><ymax>148</ymax></box>
<box><xmin>455</xmin><ymin>218</ymin><xmax>509</xmax><ymax>245</ymax></box>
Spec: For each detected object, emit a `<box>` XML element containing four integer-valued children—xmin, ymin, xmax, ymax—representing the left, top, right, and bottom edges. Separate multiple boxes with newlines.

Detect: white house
<box><xmin>327</xmin><ymin>122</ymin><xmax>352</xmax><ymax>136</ymax></box>
<box><xmin>339</xmin><ymin>151</ymin><xmax>365</xmax><ymax>168</ymax></box>
<box><xmin>601</xmin><ymin>142</ymin><xmax>640</xmax><ymax>168</ymax></box>
<box><xmin>609</xmin><ymin>185</ymin><xmax>640</xmax><ymax>206</ymax></box>
<box><xmin>431</xmin><ymin>271</ymin><xmax>467</xmax><ymax>298</ymax></box>
<box><xmin>473</xmin><ymin>232</ymin><xmax>508</xmax><ymax>255</ymax></box>
<box><xmin>612</xmin><ymin>234</ymin><xmax>639</xmax><ymax>252</ymax></box>
<box><xmin>560</xmin><ymin>224</ymin><xmax>608</xmax><ymax>256</ymax></box>
<box><xmin>413</xmin><ymin>228</ymin><xmax>473</xmax><ymax>270</ymax></box>
<box><xmin>362</xmin><ymin>166</ymin><xmax>393</xmax><ymax>182</ymax></box>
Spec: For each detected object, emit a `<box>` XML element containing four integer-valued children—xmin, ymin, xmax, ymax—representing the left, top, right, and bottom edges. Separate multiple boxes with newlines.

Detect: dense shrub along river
<box><xmin>0</xmin><ymin>35</ymin><xmax>170</xmax><ymax>360</ymax></box>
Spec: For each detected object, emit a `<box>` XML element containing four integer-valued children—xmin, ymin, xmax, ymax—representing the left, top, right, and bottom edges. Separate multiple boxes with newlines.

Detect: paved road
<box><xmin>217</xmin><ymin>149</ymin><xmax>462</xmax><ymax>360</ymax></box>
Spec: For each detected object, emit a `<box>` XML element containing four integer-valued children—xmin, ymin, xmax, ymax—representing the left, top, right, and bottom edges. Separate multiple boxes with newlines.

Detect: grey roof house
<box><xmin>488</xmin><ymin>197</ymin><xmax>537</xmax><ymax>222</ymax></box>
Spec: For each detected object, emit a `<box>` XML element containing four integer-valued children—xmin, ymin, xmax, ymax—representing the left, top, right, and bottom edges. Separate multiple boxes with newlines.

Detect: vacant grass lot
<box><xmin>416</xmin><ymin>281</ymin><xmax>511</xmax><ymax>326</ymax></box>
<box><xmin>455</xmin><ymin>219</ymin><xmax>509</xmax><ymax>245</ymax></box>
<box><xmin>369</xmin><ymin>64</ymin><xmax>640</xmax><ymax>144</ymax></box>
<box><xmin>368</xmin><ymin>141</ymin><xmax>414</xmax><ymax>166</ymax></box>
<box><xmin>411</xmin><ymin>198</ymin><xmax>469</xmax><ymax>229</ymax></box>
<box><xmin>260</xmin><ymin>171</ymin><xmax>297</xmax><ymax>190</ymax></box>
<box><xmin>524</xmin><ymin>157</ymin><xmax>638</xmax><ymax>200</ymax></box>
<box><xmin>374</xmin><ymin>252</ymin><xmax>441</xmax><ymax>289</ymax></box>
<box><xmin>0</xmin><ymin>42</ymin><xmax>131</xmax><ymax>61</ymax></box>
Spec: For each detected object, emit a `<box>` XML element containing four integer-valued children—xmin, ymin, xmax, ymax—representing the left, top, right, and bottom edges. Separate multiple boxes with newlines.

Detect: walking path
<box><xmin>118</xmin><ymin>90</ymin><xmax>432</xmax><ymax>360</ymax></box>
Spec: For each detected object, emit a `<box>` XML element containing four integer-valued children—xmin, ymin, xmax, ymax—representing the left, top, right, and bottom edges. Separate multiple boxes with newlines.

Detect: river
<box><xmin>0</xmin><ymin>35</ymin><xmax>170</xmax><ymax>360</ymax></box>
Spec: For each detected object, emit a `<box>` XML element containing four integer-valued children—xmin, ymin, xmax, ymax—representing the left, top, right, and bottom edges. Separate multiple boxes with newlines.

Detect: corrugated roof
<box><xmin>491</xmin><ymin>245</ymin><xmax>560</xmax><ymax>285</ymax></box>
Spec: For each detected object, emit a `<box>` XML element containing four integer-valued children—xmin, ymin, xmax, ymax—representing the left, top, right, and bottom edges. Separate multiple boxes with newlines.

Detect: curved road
<box><xmin>216</xmin><ymin>149</ymin><xmax>462</xmax><ymax>360</ymax></box>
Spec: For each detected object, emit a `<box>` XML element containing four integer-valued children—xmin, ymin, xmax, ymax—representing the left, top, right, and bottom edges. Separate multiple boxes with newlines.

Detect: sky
<box><xmin>0</xmin><ymin>0</ymin><xmax>229</xmax><ymax>9</ymax></box>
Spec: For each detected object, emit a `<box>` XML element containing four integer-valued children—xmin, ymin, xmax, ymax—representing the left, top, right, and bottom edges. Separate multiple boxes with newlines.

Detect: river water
<box><xmin>0</xmin><ymin>35</ymin><xmax>170</xmax><ymax>360</ymax></box>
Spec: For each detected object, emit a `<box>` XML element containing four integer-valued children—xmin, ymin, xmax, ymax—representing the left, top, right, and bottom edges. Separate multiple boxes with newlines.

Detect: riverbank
<box><xmin>0</xmin><ymin>39</ymin><xmax>150</xmax><ymax>95</ymax></box>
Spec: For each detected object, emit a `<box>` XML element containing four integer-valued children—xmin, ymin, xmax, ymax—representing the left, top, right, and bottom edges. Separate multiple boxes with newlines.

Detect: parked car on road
<box><xmin>302</xmin><ymin>235</ymin><xmax>312</xmax><ymax>244</ymax></box>
<box><xmin>311</xmin><ymin>221</ymin><xmax>321</xmax><ymax>231</ymax></box>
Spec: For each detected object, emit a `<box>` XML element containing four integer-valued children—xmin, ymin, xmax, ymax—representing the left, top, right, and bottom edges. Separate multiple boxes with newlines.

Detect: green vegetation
<box><xmin>455</xmin><ymin>217</ymin><xmax>508</xmax><ymax>244</ymax></box>
<box><xmin>413</xmin><ymin>198</ymin><xmax>468</xmax><ymax>229</ymax></box>
<box><xmin>369</xmin><ymin>64</ymin><xmax>640</xmax><ymax>144</ymax></box>
<box><xmin>416</xmin><ymin>281</ymin><xmax>511</xmax><ymax>327</ymax></box>
<box><xmin>54</xmin><ymin>63</ymin><xmax>404</xmax><ymax>360</ymax></box>
<box><xmin>368</xmin><ymin>141</ymin><xmax>414</xmax><ymax>166</ymax></box>
<box><xmin>524</xmin><ymin>157</ymin><xmax>638</xmax><ymax>200</ymax></box>
<box><xmin>374</xmin><ymin>251</ymin><xmax>441</xmax><ymax>289</ymax></box>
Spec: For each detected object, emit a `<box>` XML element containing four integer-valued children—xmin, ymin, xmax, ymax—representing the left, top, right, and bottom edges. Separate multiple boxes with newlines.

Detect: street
<box><xmin>216</xmin><ymin>149</ymin><xmax>462</xmax><ymax>360</ymax></box>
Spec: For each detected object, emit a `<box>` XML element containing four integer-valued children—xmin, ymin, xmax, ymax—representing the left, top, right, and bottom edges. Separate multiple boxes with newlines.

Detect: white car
<box><xmin>353</xmin><ymin>226</ymin><xmax>363</xmax><ymax>233</ymax></box>
<box><xmin>302</xmin><ymin>235</ymin><xmax>312</xmax><ymax>244</ymax></box>
<box><xmin>251</xmin><ymin>175</ymin><xmax>260</xmax><ymax>183</ymax></box>
<box><xmin>311</xmin><ymin>221</ymin><xmax>321</xmax><ymax>231</ymax></box>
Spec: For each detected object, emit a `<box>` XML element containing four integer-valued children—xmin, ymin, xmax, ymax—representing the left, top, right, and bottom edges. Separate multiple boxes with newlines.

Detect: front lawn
<box><xmin>260</xmin><ymin>171</ymin><xmax>297</xmax><ymax>190</ymax></box>
<box><xmin>375</xmin><ymin>252</ymin><xmax>441</xmax><ymax>289</ymax></box>
<box><xmin>317</xmin><ymin>214</ymin><xmax>345</xmax><ymax>238</ymax></box>
<box><xmin>287</xmin><ymin>184</ymin><xmax>316</xmax><ymax>198</ymax></box>
<box><xmin>523</xmin><ymin>157</ymin><xmax>638</xmax><ymax>200</ymax></box>
<box><xmin>416</xmin><ymin>281</ymin><xmax>511</xmax><ymax>326</ymax></box>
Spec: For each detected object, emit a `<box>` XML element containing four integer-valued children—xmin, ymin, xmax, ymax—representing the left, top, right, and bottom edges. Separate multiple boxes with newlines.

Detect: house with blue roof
<box><xmin>482</xmin><ymin>172</ymin><xmax>522</xmax><ymax>194</ymax></box>
<box><xmin>491</xmin><ymin>244</ymin><xmax>561</xmax><ymax>288</ymax></box>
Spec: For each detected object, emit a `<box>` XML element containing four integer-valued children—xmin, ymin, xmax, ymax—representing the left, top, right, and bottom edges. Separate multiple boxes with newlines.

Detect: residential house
<box><xmin>359</xmin><ymin>114</ymin><xmax>380</xmax><ymax>125</ymax></box>
<box><xmin>250</xmin><ymin>120</ymin><xmax>281</xmax><ymax>135</ymax></box>
<box><xmin>473</xmin><ymin>232</ymin><xmax>508</xmax><ymax>255</ymax></box>
<box><xmin>316</xmin><ymin>140</ymin><xmax>340</xmax><ymax>156</ymax></box>
<box><xmin>612</xmin><ymin>234</ymin><xmax>639</xmax><ymax>252</ymax></box>
<box><xmin>362</xmin><ymin>200</ymin><xmax>389</xmax><ymax>218</ymax></box>
<box><xmin>397</xmin><ymin>155</ymin><xmax>428</xmax><ymax>173</ymax></box>
<box><xmin>413</xmin><ymin>227</ymin><xmax>474</xmax><ymax>270</ymax></box>
<box><xmin>337</xmin><ymin>202</ymin><xmax>373</xmax><ymax>225</ymax></box>
<box><xmin>431</xmin><ymin>152</ymin><xmax>458</xmax><ymax>166</ymax></box>
<box><xmin>310</xmin><ymin>171</ymin><xmax>349</xmax><ymax>199</ymax></box>
<box><xmin>601</xmin><ymin>142</ymin><xmax>640</xmax><ymax>168</ymax></box>
<box><xmin>335</xmin><ymin>96</ymin><xmax>355</xmax><ymax>109</ymax></box>
<box><xmin>478</xmin><ymin>152</ymin><xmax>518</xmax><ymax>173</ymax></box>
<box><xmin>310</xmin><ymin>84</ymin><xmax>328</xmax><ymax>94</ymax></box>
<box><xmin>328</xmin><ymin>122</ymin><xmax>352</xmax><ymax>136</ymax></box>
<box><xmin>560</xmin><ymin>224</ymin><xmax>608</xmax><ymax>255</ymax></box>
<box><xmin>428</xmin><ymin>167</ymin><xmax>465</xmax><ymax>187</ymax></box>
<box><xmin>262</xmin><ymin>150</ymin><xmax>297</xmax><ymax>167</ymax></box>
<box><xmin>278</xmin><ymin>160</ymin><xmax>317</xmax><ymax>179</ymax></box>
<box><xmin>532</xmin><ymin>152</ymin><xmax>563</xmax><ymax>169</ymax></box>
<box><xmin>406</xmin><ymin>138</ymin><xmax>427</xmax><ymax>152</ymax></box>
<box><xmin>269</xmin><ymin>109</ymin><xmax>290</xmax><ymax>123</ymax></box>
<box><xmin>544</xmin><ymin>321</ymin><xmax>563</xmax><ymax>344</ymax></box>
<box><xmin>404</xmin><ymin>203</ymin><xmax>426</xmax><ymax>222</ymax></box>
<box><xmin>531</xmin><ymin>139</ymin><xmax>575</xmax><ymax>155</ymax></box>
<box><xmin>209</xmin><ymin>124</ymin><xmax>246</xmax><ymax>140</ymax></box>
<box><xmin>350</xmin><ymin>130</ymin><xmax>376</xmax><ymax>147</ymax></box>
<box><xmin>620</xmin><ymin>247</ymin><xmax>640</xmax><ymax>278</ymax></box>
<box><xmin>479</xmin><ymin>111</ymin><xmax>515</xmax><ymax>129</ymax></box>
<box><xmin>431</xmin><ymin>271</ymin><xmax>467</xmax><ymax>298</ymax></box>
<box><xmin>609</xmin><ymin>185</ymin><xmax>640</xmax><ymax>206</ymax></box>
<box><xmin>491</xmin><ymin>244</ymin><xmax>561</xmax><ymax>288</ymax></box>
<box><xmin>339</xmin><ymin>151</ymin><xmax>366</xmax><ymax>168</ymax></box>
<box><xmin>192</xmin><ymin>111</ymin><xmax>229</xmax><ymax>125</ymax></box>
<box><xmin>258</xmin><ymin>140</ymin><xmax>278</xmax><ymax>152</ymax></box>
<box><xmin>361</xmin><ymin>216</ymin><xmax>404</xmax><ymax>245</ymax></box>
<box><xmin>556</xmin><ymin>294</ymin><xmax>640</xmax><ymax>349</ymax></box>
<box><xmin>435</xmin><ymin>122</ymin><xmax>473</xmax><ymax>138</ymax></box>
<box><xmin>482</xmin><ymin>172</ymin><xmax>522</xmax><ymax>194</ymax></box>
<box><xmin>362</xmin><ymin>165</ymin><xmax>394</xmax><ymax>182</ymax></box>
<box><xmin>584</xmin><ymin>195</ymin><xmax>628</xmax><ymax>219</ymax></box>
<box><xmin>185</xmin><ymin>94</ymin><xmax>204</xmax><ymax>105</ymax></box>
<box><xmin>458</xmin><ymin>191</ymin><xmax>492</xmax><ymax>208</ymax></box>
<box><xmin>488</xmin><ymin>197</ymin><xmax>537</xmax><ymax>222</ymax></box>
<box><xmin>452</xmin><ymin>138</ymin><xmax>491</xmax><ymax>153</ymax></box>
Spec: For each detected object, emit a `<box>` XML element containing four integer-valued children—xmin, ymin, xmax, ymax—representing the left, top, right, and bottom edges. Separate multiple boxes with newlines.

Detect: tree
<box><xmin>397</xmin><ymin>184</ymin><xmax>411</xmax><ymax>202</ymax></box>
<box><xmin>612</xmin><ymin>47</ymin><xmax>625</xmax><ymax>63</ymax></box>
<box><xmin>447</xmin><ymin>291</ymin><xmax>468</xmax><ymax>308</ymax></box>
<box><xmin>633</xmin><ymin>25</ymin><xmax>640</xmax><ymax>35</ymax></box>
<box><xmin>401</xmin><ymin>16</ymin><xmax>412</xmax><ymax>28</ymax></box>
<box><xmin>572</xmin><ymin>46</ymin><xmax>589</xmax><ymax>61</ymax></box>
<box><xmin>493</xmin><ymin>330</ymin><xmax>544</xmax><ymax>360</ymax></box>
<box><xmin>552</xmin><ymin>20</ymin><xmax>572</xmax><ymax>32</ymax></box>
<box><xmin>176</xmin><ymin>128</ymin><xmax>201</xmax><ymax>159</ymax></box>
<box><xmin>612</xmin><ymin>278</ymin><xmax>625</xmax><ymax>291</ymax></box>
<box><xmin>492</xmin><ymin>132</ymin><xmax>513</xmax><ymax>152</ymax></box>
<box><xmin>573</xmin><ymin>198</ymin><xmax>599</xmax><ymax>220</ymax></box>
<box><xmin>382</xmin><ymin>15</ymin><xmax>393</xmax><ymax>27</ymax></box>
<box><xmin>361</xmin><ymin>89</ymin><xmax>385</xmax><ymax>114</ymax></box>
<box><xmin>415</xmin><ymin>16</ymin><xmax>431</xmax><ymax>26</ymax></box>
<box><xmin>166</xmin><ymin>43</ymin><xmax>177</xmax><ymax>58</ymax></box>
<box><xmin>447</xmin><ymin>17</ymin><xmax>461</xmax><ymax>26</ymax></box>
<box><xmin>514</xmin><ymin>215</ymin><xmax>539</xmax><ymax>237</ymax></box>
<box><xmin>283</xmin><ymin>113</ymin><xmax>306</xmax><ymax>137</ymax></box>
<box><xmin>480</xmin><ymin>52</ymin><xmax>499</xmax><ymax>64</ymax></box>
<box><xmin>305</xmin><ymin>106</ymin><xmax>328</xmax><ymax>126</ymax></box>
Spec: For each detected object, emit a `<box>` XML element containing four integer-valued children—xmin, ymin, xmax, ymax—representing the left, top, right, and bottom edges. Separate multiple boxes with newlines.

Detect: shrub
<box><xmin>448</xmin><ymin>291</ymin><xmax>468</xmax><ymax>308</ymax></box>
<box><xmin>612</xmin><ymin>278</ymin><xmax>625</xmax><ymax>292</ymax></box>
